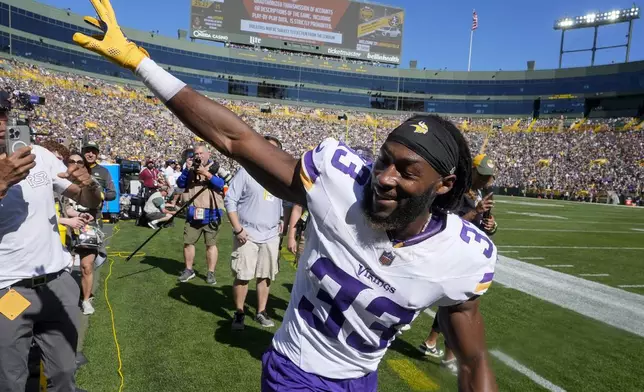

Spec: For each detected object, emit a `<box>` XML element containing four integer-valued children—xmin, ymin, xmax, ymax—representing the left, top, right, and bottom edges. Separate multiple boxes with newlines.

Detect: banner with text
<box><xmin>190</xmin><ymin>0</ymin><xmax>404</xmax><ymax>64</ymax></box>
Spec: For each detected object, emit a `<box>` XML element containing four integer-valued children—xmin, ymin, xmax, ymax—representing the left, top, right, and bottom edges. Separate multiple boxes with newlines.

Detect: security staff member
<box><xmin>0</xmin><ymin>107</ymin><xmax>103</xmax><ymax>391</ymax></box>
<box><xmin>176</xmin><ymin>144</ymin><xmax>225</xmax><ymax>285</ymax></box>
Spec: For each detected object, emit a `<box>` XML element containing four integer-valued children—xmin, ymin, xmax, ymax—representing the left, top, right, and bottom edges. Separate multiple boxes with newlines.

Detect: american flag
<box><xmin>472</xmin><ymin>10</ymin><xmax>479</xmax><ymax>31</ymax></box>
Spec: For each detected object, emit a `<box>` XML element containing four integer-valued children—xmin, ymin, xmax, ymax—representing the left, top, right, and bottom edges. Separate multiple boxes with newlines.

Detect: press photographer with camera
<box><xmin>176</xmin><ymin>145</ymin><xmax>226</xmax><ymax>284</ymax></box>
<box><xmin>0</xmin><ymin>92</ymin><xmax>102</xmax><ymax>391</ymax></box>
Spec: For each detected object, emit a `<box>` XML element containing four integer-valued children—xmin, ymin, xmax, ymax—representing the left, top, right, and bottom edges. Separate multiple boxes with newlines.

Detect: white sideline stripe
<box><xmin>545</xmin><ymin>265</ymin><xmax>574</xmax><ymax>268</ymax></box>
<box><xmin>489</xmin><ymin>350</ymin><xmax>567</xmax><ymax>392</ymax></box>
<box><xmin>618</xmin><ymin>285</ymin><xmax>644</xmax><ymax>288</ymax></box>
<box><xmin>423</xmin><ymin>308</ymin><xmax>436</xmax><ymax>318</ymax></box>
<box><xmin>503</xmin><ymin>228</ymin><xmax>644</xmax><ymax>234</ymax></box>
<box><xmin>579</xmin><ymin>274</ymin><xmax>610</xmax><ymax>277</ymax></box>
<box><xmin>498</xmin><ymin>246</ymin><xmax>644</xmax><ymax>250</ymax></box>
<box><xmin>521</xmin><ymin>257</ymin><xmax>545</xmax><ymax>260</ymax></box>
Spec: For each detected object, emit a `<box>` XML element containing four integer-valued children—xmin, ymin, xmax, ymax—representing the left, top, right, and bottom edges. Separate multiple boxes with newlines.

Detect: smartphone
<box><xmin>482</xmin><ymin>191</ymin><xmax>494</xmax><ymax>219</ymax></box>
<box><xmin>4</xmin><ymin>118</ymin><xmax>32</xmax><ymax>156</ymax></box>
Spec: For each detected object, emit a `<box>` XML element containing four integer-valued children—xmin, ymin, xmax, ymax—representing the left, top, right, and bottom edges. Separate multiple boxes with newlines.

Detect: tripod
<box><xmin>125</xmin><ymin>186</ymin><xmax>209</xmax><ymax>261</ymax></box>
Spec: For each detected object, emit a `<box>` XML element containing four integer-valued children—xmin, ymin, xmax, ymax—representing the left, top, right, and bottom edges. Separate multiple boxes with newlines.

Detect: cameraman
<box><xmin>0</xmin><ymin>99</ymin><xmax>102</xmax><ymax>391</ymax></box>
<box><xmin>176</xmin><ymin>145</ymin><xmax>225</xmax><ymax>284</ymax></box>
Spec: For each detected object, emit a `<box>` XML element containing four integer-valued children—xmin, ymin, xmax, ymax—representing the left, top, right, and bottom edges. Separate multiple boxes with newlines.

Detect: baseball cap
<box><xmin>473</xmin><ymin>154</ymin><xmax>495</xmax><ymax>176</ymax></box>
<box><xmin>82</xmin><ymin>141</ymin><xmax>100</xmax><ymax>152</ymax></box>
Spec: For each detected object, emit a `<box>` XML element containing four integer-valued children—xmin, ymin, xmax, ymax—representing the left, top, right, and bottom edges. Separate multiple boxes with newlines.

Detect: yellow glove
<box><xmin>73</xmin><ymin>0</ymin><xmax>150</xmax><ymax>72</ymax></box>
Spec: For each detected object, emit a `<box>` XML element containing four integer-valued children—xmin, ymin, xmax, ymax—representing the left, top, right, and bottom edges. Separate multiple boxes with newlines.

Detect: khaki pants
<box><xmin>231</xmin><ymin>236</ymin><xmax>280</xmax><ymax>281</ymax></box>
<box><xmin>183</xmin><ymin>221</ymin><xmax>218</xmax><ymax>246</ymax></box>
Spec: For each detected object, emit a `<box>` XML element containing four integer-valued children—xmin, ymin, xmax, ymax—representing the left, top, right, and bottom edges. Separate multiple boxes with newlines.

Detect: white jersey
<box><xmin>272</xmin><ymin>139</ymin><xmax>497</xmax><ymax>379</ymax></box>
<box><xmin>0</xmin><ymin>146</ymin><xmax>73</xmax><ymax>289</ymax></box>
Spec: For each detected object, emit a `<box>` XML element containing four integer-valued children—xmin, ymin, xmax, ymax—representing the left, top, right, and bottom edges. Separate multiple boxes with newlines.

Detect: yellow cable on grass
<box><xmin>100</xmin><ymin>223</ymin><xmax>146</xmax><ymax>392</ymax></box>
<box><xmin>104</xmin><ymin>257</ymin><xmax>124</xmax><ymax>392</ymax></box>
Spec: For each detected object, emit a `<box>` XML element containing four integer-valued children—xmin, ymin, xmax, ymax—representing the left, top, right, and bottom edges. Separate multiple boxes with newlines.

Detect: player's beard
<box><xmin>361</xmin><ymin>182</ymin><xmax>435</xmax><ymax>232</ymax></box>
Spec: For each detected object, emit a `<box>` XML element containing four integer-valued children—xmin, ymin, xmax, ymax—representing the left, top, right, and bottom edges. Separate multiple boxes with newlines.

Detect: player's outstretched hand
<box><xmin>0</xmin><ymin>146</ymin><xmax>36</xmax><ymax>197</ymax></box>
<box><xmin>72</xmin><ymin>0</ymin><xmax>149</xmax><ymax>71</ymax></box>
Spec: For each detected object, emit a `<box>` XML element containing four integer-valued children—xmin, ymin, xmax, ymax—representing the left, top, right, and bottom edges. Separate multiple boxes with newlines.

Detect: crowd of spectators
<box><xmin>1</xmin><ymin>59</ymin><xmax>642</xmax><ymax>201</ymax></box>
<box><xmin>224</xmin><ymin>43</ymin><xmax>397</xmax><ymax>68</ymax></box>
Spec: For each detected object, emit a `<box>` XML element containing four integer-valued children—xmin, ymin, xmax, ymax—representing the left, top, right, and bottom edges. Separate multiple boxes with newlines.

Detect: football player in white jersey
<box><xmin>73</xmin><ymin>3</ymin><xmax>497</xmax><ymax>390</ymax></box>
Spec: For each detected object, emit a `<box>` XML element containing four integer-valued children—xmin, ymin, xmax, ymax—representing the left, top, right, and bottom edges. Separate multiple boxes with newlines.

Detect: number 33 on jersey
<box><xmin>272</xmin><ymin>138</ymin><xmax>497</xmax><ymax>379</ymax></box>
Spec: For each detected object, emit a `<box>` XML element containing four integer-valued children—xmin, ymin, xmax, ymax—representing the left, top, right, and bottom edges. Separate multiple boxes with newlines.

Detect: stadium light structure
<box><xmin>553</xmin><ymin>6</ymin><xmax>640</xmax><ymax>68</ymax></box>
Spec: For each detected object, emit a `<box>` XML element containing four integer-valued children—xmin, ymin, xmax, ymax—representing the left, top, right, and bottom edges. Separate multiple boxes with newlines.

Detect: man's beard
<box><xmin>361</xmin><ymin>181</ymin><xmax>435</xmax><ymax>232</ymax></box>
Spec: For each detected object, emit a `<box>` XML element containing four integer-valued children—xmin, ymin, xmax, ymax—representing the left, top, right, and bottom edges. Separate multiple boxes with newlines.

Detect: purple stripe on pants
<box><xmin>261</xmin><ymin>347</ymin><xmax>378</xmax><ymax>392</ymax></box>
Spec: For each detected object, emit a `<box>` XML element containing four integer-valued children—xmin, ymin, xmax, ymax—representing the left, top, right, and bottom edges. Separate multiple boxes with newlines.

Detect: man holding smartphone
<box><xmin>418</xmin><ymin>154</ymin><xmax>497</xmax><ymax>374</ymax></box>
<box><xmin>0</xmin><ymin>99</ymin><xmax>103</xmax><ymax>391</ymax></box>
<box><xmin>460</xmin><ymin>154</ymin><xmax>497</xmax><ymax>235</ymax></box>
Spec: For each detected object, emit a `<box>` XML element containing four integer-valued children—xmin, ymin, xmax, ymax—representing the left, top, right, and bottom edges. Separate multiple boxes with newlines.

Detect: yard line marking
<box><xmin>505</xmin><ymin>211</ymin><xmax>568</xmax><ymax>220</ymax></box>
<box><xmin>579</xmin><ymin>274</ymin><xmax>610</xmax><ymax>277</ymax></box>
<box><xmin>496</xmin><ymin>256</ymin><xmax>644</xmax><ymax>338</ymax></box>
<box><xmin>498</xmin><ymin>246</ymin><xmax>644</xmax><ymax>251</ymax></box>
<box><xmin>545</xmin><ymin>265</ymin><xmax>574</xmax><ymax>268</ymax></box>
<box><xmin>618</xmin><ymin>285</ymin><xmax>644</xmax><ymax>288</ymax></box>
<box><xmin>500</xmin><ymin>219</ymin><xmax>607</xmax><ymax>224</ymax></box>
<box><xmin>386</xmin><ymin>359</ymin><xmax>440</xmax><ymax>391</ymax></box>
<box><xmin>495</xmin><ymin>200</ymin><xmax>565</xmax><ymax>208</ymax></box>
<box><xmin>423</xmin><ymin>308</ymin><xmax>436</xmax><ymax>318</ymax></box>
<box><xmin>503</xmin><ymin>228</ymin><xmax>644</xmax><ymax>234</ymax></box>
<box><xmin>521</xmin><ymin>257</ymin><xmax>545</xmax><ymax>260</ymax></box>
<box><xmin>489</xmin><ymin>350</ymin><xmax>566</xmax><ymax>392</ymax></box>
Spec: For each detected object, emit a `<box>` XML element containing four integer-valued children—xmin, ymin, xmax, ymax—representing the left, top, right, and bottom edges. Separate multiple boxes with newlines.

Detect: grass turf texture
<box><xmin>77</xmin><ymin>198</ymin><xmax>644</xmax><ymax>391</ymax></box>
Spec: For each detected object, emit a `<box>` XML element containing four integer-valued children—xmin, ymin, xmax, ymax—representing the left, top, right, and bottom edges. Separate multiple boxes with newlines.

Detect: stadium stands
<box><xmin>0</xmin><ymin>0</ymin><xmax>641</xmax><ymax>201</ymax></box>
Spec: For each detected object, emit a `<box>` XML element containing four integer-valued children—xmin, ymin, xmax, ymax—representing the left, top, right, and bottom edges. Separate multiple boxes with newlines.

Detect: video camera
<box><xmin>0</xmin><ymin>90</ymin><xmax>45</xmax><ymax>156</ymax></box>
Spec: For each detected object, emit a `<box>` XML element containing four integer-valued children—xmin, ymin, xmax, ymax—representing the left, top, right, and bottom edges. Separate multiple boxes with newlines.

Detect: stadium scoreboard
<box><xmin>190</xmin><ymin>0</ymin><xmax>404</xmax><ymax>64</ymax></box>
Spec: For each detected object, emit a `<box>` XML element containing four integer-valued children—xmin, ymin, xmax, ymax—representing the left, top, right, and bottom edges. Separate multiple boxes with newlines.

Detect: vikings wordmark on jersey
<box><xmin>272</xmin><ymin>139</ymin><xmax>497</xmax><ymax>379</ymax></box>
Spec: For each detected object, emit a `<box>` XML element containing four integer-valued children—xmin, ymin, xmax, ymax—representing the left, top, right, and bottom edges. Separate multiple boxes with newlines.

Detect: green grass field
<box><xmin>76</xmin><ymin>197</ymin><xmax>644</xmax><ymax>391</ymax></box>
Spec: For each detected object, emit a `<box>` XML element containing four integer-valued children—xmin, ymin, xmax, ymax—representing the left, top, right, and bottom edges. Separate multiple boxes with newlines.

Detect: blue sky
<box><xmin>40</xmin><ymin>0</ymin><xmax>643</xmax><ymax>71</ymax></box>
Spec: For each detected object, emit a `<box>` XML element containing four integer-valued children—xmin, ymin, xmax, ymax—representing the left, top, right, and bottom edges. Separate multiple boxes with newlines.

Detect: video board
<box><xmin>190</xmin><ymin>0</ymin><xmax>404</xmax><ymax>64</ymax></box>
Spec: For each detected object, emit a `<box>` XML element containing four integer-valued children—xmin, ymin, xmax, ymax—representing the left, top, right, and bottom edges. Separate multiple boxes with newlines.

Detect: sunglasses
<box><xmin>68</xmin><ymin>160</ymin><xmax>85</xmax><ymax>165</ymax></box>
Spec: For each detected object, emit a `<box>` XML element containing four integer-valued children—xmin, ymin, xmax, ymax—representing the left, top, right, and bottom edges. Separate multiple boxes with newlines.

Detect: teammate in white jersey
<box><xmin>72</xmin><ymin>3</ymin><xmax>498</xmax><ymax>390</ymax></box>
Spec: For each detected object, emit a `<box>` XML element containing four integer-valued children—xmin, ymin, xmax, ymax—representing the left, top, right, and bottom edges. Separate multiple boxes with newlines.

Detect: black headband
<box><xmin>386</xmin><ymin>116</ymin><xmax>459</xmax><ymax>177</ymax></box>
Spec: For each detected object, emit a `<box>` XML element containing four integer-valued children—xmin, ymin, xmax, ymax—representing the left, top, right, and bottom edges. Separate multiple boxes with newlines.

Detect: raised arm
<box><xmin>437</xmin><ymin>299</ymin><xmax>497</xmax><ymax>392</ymax></box>
<box><xmin>72</xmin><ymin>0</ymin><xmax>305</xmax><ymax>204</ymax></box>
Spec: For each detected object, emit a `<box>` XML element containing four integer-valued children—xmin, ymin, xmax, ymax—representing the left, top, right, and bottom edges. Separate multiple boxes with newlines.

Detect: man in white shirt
<box><xmin>0</xmin><ymin>109</ymin><xmax>103</xmax><ymax>392</ymax></box>
<box><xmin>164</xmin><ymin>160</ymin><xmax>178</xmax><ymax>195</ymax></box>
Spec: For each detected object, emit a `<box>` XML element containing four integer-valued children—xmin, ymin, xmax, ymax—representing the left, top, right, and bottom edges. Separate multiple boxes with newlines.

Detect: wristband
<box><xmin>135</xmin><ymin>57</ymin><xmax>187</xmax><ymax>103</ymax></box>
<box><xmin>233</xmin><ymin>228</ymin><xmax>244</xmax><ymax>236</ymax></box>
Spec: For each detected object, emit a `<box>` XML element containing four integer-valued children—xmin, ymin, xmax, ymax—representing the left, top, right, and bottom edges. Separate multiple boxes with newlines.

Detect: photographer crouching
<box><xmin>176</xmin><ymin>145</ymin><xmax>225</xmax><ymax>284</ymax></box>
<box><xmin>0</xmin><ymin>93</ymin><xmax>102</xmax><ymax>391</ymax></box>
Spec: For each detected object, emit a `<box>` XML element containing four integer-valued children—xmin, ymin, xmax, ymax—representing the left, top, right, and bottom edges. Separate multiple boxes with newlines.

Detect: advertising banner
<box><xmin>190</xmin><ymin>0</ymin><xmax>404</xmax><ymax>64</ymax></box>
